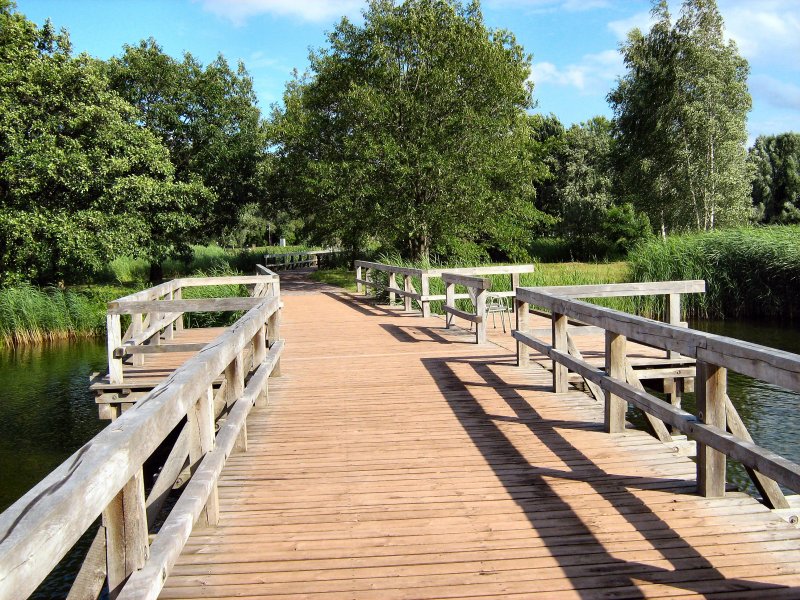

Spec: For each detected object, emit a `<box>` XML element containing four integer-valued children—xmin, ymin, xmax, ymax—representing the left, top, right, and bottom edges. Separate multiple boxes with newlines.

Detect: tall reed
<box><xmin>0</xmin><ymin>285</ymin><xmax>106</xmax><ymax>346</ymax></box>
<box><xmin>628</xmin><ymin>226</ymin><xmax>800</xmax><ymax>319</ymax></box>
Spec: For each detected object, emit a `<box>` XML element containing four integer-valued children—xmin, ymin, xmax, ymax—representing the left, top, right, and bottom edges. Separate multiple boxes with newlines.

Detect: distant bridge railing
<box><xmin>264</xmin><ymin>248</ymin><xmax>342</xmax><ymax>270</ymax></box>
<box><xmin>354</xmin><ymin>260</ymin><xmax>535</xmax><ymax>320</ymax></box>
<box><xmin>0</xmin><ymin>269</ymin><xmax>284</xmax><ymax>600</ymax></box>
<box><xmin>513</xmin><ymin>281</ymin><xmax>799</xmax><ymax>510</ymax></box>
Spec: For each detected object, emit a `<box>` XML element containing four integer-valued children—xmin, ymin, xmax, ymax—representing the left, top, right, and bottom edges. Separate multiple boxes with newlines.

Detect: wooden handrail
<box><xmin>513</xmin><ymin>283</ymin><xmax>799</xmax><ymax>507</ymax></box>
<box><xmin>0</xmin><ymin>278</ymin><xmax>284</xmax><ymax>600</ymax></box>
<box><xmin>354</xmin><ymin>260</ymin><xmax>534</xmax><ymax>318</ymax></box>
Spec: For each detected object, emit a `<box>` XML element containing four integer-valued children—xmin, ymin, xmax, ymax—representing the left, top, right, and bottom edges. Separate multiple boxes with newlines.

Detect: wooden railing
<box><xmin>0</xmin><ymin>270</ymin><xmax>284</xmax><ymax>600</ymax></box>
<box><xmin>513</xmin><ymin>281</ymin><xmax>799</xmax><ymax>509</ymax></box>
<box><xmin>354</xmin><ymin>260</ymin><xmax>534</xmax><ymax>319</ymax></box>
<box><xmin>264</xmin><ymin>248</ymin><xmax>341</xmax><ymax>270</ymax></box>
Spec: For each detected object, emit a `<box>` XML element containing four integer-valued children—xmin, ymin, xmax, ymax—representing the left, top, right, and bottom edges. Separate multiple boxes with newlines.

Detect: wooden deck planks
<box><xmin>158</xmin><ymin>283</ymin><xmax>800</xmax><ymax>599</ymax></box>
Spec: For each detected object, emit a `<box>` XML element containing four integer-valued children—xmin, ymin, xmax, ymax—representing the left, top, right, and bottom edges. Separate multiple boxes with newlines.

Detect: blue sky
<box><xmin>17</xmin><ymin>0</ymin><xmax>800</xmax><ymax>144</ymax></box>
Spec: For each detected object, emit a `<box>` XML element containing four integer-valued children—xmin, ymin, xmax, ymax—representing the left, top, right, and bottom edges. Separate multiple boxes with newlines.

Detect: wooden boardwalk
<box><xmin>157</xmin><ymin>275</ymin><xmax>800</xmax><ymax>599</ymax></box>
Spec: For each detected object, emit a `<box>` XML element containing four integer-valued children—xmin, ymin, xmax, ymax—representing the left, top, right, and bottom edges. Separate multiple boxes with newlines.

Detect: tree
<box><xmin>749</xmin><ymin>133</ymin><xmax>800</xmax><ymax>224</ymax></box>
<box><xmin>609</xmin><ymin>0</ymin><xmax>752</xmax><ymax>234</ymax></box>
<box><xmin>533</xmin><ymin>116</ymin><xmax>650</xmax><ymax>258</ymax></box>
<box><xmin>105</xmin><ymin>40</ymin><xmax>270</xmax><ymax>240</ymax></box>
<box><xmin>0</xmin><ymin>2</ymin><xmax>212</xmax><ymax>283</ymax></box>
<box><xmin>270</xmin><ymin>0</ymin><xmax>549</xmax><ymax>261</ymax></box>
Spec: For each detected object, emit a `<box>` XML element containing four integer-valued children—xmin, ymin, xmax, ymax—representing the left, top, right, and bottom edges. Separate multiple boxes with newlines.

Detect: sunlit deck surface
<box><xmin>154</xmin><ymin>272</ymin><xmax>800</xmax><ymax>599</ymax></box>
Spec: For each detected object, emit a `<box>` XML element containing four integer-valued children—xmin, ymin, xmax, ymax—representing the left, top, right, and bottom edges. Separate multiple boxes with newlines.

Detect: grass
<box><xmin>628</xmin><ymin>225</ymin><xmax>800</xmax><ymax>319</ymax></box>
<box><xmin>314</xmin><ymin>258</ymin><xmax>633</xmax><ymax>315</ymax></box>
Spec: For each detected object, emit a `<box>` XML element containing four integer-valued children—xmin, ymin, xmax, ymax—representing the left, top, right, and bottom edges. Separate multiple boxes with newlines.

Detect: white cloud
<box><xmin>720</xmin><ymin>1</ymin><xmax>800</xmax><ymax>66</ymax></box>
<box><xmin>199</xmin><ymin>0</ymin><xmax>365</xmax><ymax>25</ymax></box>
<box><xmin>485</xmin><ymin>0</ymin><xmax>609</xmax><ymax>13</ymax></box>
<box><xmin>530</xmin><ymin>49</ymin><xmax>622</xmax><ymax>94</ymax></box>
<box><xmin>607</xmin><ymin>11</ymin><xmax>654</xmax><ymax>40</ymax></box>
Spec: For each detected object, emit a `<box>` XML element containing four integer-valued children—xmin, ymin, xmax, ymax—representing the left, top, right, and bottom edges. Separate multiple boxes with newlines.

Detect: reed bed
<box><xmin>0</xmin><ymin>285</ymin><xmax>107</xmax><ymax>346</ymax></box>
<box><xmin>628</xmin><ymin>226</ymin><xmax>800</xmax><ymax>319</ymax></box>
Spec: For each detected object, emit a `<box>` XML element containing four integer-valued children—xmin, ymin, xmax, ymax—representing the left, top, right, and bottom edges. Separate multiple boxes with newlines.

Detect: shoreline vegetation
<box><xmin>0</xmin><ymin>244</ymin><xmax>309</xmax><ymax>347</ymax></box>
<box><xmin>5</xmin><ymin>225</ymin><xmax>800</xmax><ymax>348</ymax></box>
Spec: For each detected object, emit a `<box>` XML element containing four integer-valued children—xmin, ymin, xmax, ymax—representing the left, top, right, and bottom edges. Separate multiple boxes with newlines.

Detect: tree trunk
<box><xmin>408</xmin><ymin>234</ymin><xmax>430</xmax><ymax>263</ymax></box>
<box><xmin>149</xmin><ymin>261</ymin><xmax>164</xmax><ymax>284</ymax></box>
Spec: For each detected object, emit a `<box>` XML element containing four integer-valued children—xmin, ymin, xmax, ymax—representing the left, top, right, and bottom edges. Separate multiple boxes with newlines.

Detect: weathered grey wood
<box><xmin>634</xmin><ymin>367</ymin><xmax>696</xmax><ymax>380</ymax></box>
<box><xmin>439</xmin><ymin>264</ymin><xmax>535</xmax><ymax>276</ymax></box>
<box><xmin>124</xmin><ymin>313</ymin><xmax>183</xmax><ymax>348</ymax></box>
<box><xmin>129</xmin><ymin>314</ymin><xmax>144</xmax><ymax>367</ymax></box>
<box><xmin>518</xmin><ymin>288</ymin><xmax>800</xmax><ymax>393</ymax></box>
<box><xmin>566</xmin><ymin>333</ymin><xmax>603</xmax><ymax>402</ymax></box>
<box><xmin>66</xmin><ymin>526</ymin><xmax>107</xmax><ymax>600</ymax></box>
<box><xmin>475</xmin><ymin>288</ymin><xmax>487</xmax><ymax>344</ymax></box>
<box><xmin>403</xmin><ymin>275</ymin><xmax>413</xmax><ymax>312</ymax></box>
<box><xmin>528</xmin><ymin>325</ymin><xmax>605</xmax><ymax>338</ymax></box>
<box><xmin>526</xmin><ymin>280</ymin><xmax>706</xmax><ymax>299</ymax></box>
<box><xmin>443</xmin><ymin>305</ymin><xmax>482</xmax><ymax>324</ymax></box>
<box><xmin>354</xmin><ymin>260</ymin><xmax>423</xmax><ymax>277</ymax></box>
<box><xmin>385</xmin><ymin>286</ymin><xmax>422</xmax><ymax>300</ymax></box>
<box><xmin>441</xmin><ymin>272</ymin><xmax>492</xmax><ymax>290</ymax></box>
<box><xmin>176</xmin><ymin>275</ymin><xmax>277</xmax><ymax>288</ymax></box>
<box><xmin>444</xmin><ymin>282</ymin><xmax>455</xmax><ymax>328</ymax></box>
<box><xmin>116</xmin><ymin>344</ymin><xmax>282</xmax><ymax>600</ymax></box>
<box><xmin>421</xmin><ymin>274</ymin><xmax>431</xmax><ymax>318</ymax></box>
<box><xmin>515</xmin><ymin>299</ymin><xmax>530</xmax><ymax>367</ymax></box>
<box><xmin>114</xmin><ymin>342</ymin><xmax>206</xmax><ymax>357</ymax></box>
<box><xmin>108</xmin><ymin>297</ymin><xmax>264</xmax><ymax>315</ymax></box>
<box><xmin>624</xmin><ymin>363</ymin><xmax>673</xmax><ymax>443</ymax></box>
<box><xmin>173</xmin><ymin>288</ymin><xmax>184</xmax><ymax>331</ymax></box>
<box><xmin>355</xmin><ymin>265</ymin><xmax>362</xmax><ymax>294</ymax></box>
<box><xmin>552</xmin><ymin>313</ymin><xmax>568</xmax><ymax>393</ymax></box>
<box><xmin>145</xmin><ymin>425</ymin><xmax>189</xmax><ymax>527</ymax></box>
<box><xmin>696</xmin><ymin>361</ymin><xmax>727</xmax><ymax>497</ymax></box>
<box><xmin>388</xmin><ymin>272</ymin><xmax>397</xmax><ymax>305</ymax></box>
<box><xmin>605</xmin><ymin>331</ymin><xmax>626</xmax><ymax>433</ymax></box>
<box><xmin>107</xmin><ymin>314</ymin><xmax>123</xmax><ymax>384</ymax></box>
<box><xmin>268</xmin><ymin>305</ymin><xmax>282</xmax><ymax>377</ymax></box>
<box><xmin>545</xmin><ymin>346</ymin><xmax>800</xmax><ymax>493</ymax></box>
<box><xmin>104</xmin><ymin>470</ymin><xmax>149</xmax><ymax>598</ymax></box>
<box><xmin>724</xmin><ymin>394</ymin><xmax>789</xmax><ymax>509</ymax></box>
<box><xmin>0</xmin><ymin>296</ymin><xmax>279</xmax><ymax>600</ymax></box>
<box><xmin>188</xmin><ymin>387</ymin><xmax>217</xmax><ymax>525</ymax></box>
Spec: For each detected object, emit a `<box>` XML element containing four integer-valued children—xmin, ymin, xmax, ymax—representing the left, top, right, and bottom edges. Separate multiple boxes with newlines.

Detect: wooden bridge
<box><xmin>1</xmin><ymin>266</ymin><xmax>800</xmax><ymax>599</ymax></box>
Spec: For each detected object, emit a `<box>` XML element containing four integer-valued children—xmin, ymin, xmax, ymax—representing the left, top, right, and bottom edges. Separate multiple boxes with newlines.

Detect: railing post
<box><xmin>104</xmin><ymin>470</ymin><xmax>148</xmax><ymax>599</ymax></box>
<box><xmin>697</xmin><ymin>361</ymin><xmax>727</xmax><ymax>497</ymax></box>
<box><xmin>389</xmin><ymin>272</ymin><xmax>397</xmax><ymax>306</ymax></box>
<box><xmin>511</xmin><ymin>273</ymin><xmax>520</xmax><ymax>313</ymax></box>
<box><xmin>515</xmin><ymin>297</ymin><xmax>529</xmax><ymax>367</ymax></box>
<box><xmin>421</xmin><ymin>273</ymin><xmax>431</xmax><ymax>318</ymax></box>
<box><xmin>403</xmin><ymin>275</ymin><xmax>412</xmax><ymax>312</ymax></box>
<box><xmin>188</xmin><ymin>386</ymin><xmax>218</xmax><ymax>525</ymax></box>
<box><xmin>268</xmin><ymin>305</ymin><xmax>282</xmax><ymax>377</ymax></box>
<box><xmin>107</xmin><ymin>314</ymin><xmax>123</xmax><ymax>385</ymax></box>
<box><xmin>356</xmin><ymin>264</ymin><xmax>362</xmax><ymax>294</ymax></box>
<box><xmin>164</xmin><ymin>288</ymin><xmax>175</xmax><ymax>341</ymax></box>
<box><xmin>552</xmin><ymin>312</ymin><xmax>568</xmax><ymax>392</ymax></box>
<box><xmin>604</xmin><ymin>331</ymin><xmax>627</xmax><ymax>433</ymax></box>
<box><xmin>253</xmin><ymin>324</ymin><xmax>268</xmax><ymax>407</ymax></box>
<box><xmin>445</xmin><ymin>281</ymin><xmax>455</xmax><ymax>328</ymax></box>
<box><xmin>131</xmin><ymin>313</ymin><xmax>144</xmax><ymax>366</ymax></box>
<box><xmin>475</xmin><ymin>287</ymin><xmax>487</xmax><ymax>344</ymax></box>
<box><xmin>174</xmin><ymin>287</ymin><xmax>184</xmax><ymax>332</ymax></box>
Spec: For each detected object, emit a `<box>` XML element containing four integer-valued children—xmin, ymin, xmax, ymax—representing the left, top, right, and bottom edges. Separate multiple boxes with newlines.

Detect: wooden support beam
<box><xmin>566</xmin><ymin>333</ymin><xmax>603</xmax><ymax>402</ymax></box>
<box><xmin>66</xmin><ymin>527</ymin><xmax>107</xmax><ymax>600</ymax></box>
<box><xmin>107</xmin><ymin>314</ymin><xmax>123</xmax><ymax>385</ymax></box>
<box><xmin>724</xmin><ymin>394</ymin><xmax>789</xmax><ymax>509</ymax></box>
<box><xmin>403</xmin><ymin>275</ymin><xmax>413</xmax><ymax>312</ymax></box>
<box><xmin>388</xmin><ymin>272</ymin><xmax>397</xmax><ymax>306</ymax></box>
<box><xmin>355</xmin><ymin>265</ymin><xmax>362</xmax><ymax>294</ymax></box>
<box><xmin>697</xmin><ymin>361</ymin><xmax>727</xmax><ymax>497</ymax></box>
<box><xmin>552</xmin><ymin>313</ymin><xmax>568</xmax><ymax>392</ymax></box>
<box><xmin>624</xmin><ymin>362</ymin><xmax>673</xmax><ymax>443</ymax></box>
<box><xmin>104</xmin><ymin>470</ymin><xmax>148</xmax><ymax>599</ymax></box>
<box><xmin>475</xmin><ymin>288</ymin><xmax>487</xmax><ymax>344</ymax></box>
<box><xmin>515</xmin><ymin>299</ymin><xmax>530</xmax><ymax>368</ymax></box>
<box><xmin>145</xmin><ymin>425</ymin><xmax>189</xmax><ymax>527</ymax></box>
<box><xmin>421</xmin><ymin>274</ymin><xmax>431</xmax><ymax>318</ymax></box>
<box><xmin>604</xmin><ymin>331</ymin><xmax>626</xmax><ymax>433</ymax></box>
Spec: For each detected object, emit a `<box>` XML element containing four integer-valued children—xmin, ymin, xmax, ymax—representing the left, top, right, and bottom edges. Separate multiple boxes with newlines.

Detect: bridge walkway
<box><xmin>158</xmin><ymin>274</ymin><xmax>800</xmax><ymax>599</ymax></box>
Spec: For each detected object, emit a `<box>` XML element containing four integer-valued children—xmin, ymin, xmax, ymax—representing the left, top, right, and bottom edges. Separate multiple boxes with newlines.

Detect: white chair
<box><xmin>467</xmin><ymin>288</ymin><xmax>512</xmax><ymax>333</ymax></box>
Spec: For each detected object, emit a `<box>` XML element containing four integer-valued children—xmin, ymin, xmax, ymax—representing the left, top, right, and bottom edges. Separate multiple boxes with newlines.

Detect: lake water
<box><xmin>1</xmin><ymin>320</ymin><xmax>798</xmax><ymax>595</ymax></box>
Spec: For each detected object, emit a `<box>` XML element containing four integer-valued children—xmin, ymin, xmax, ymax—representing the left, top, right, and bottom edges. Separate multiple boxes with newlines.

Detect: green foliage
<box><xmin>105</xmin><ymin>39</ymin><xmax>269</xmax><ymax>239</ymax></box>
<box><xmin>270</xmin><ymin>0</ymin><xmax>551</xmax><ymax>261</ymax></box>
<box><xmin>533</xmin><ymin>116</ymin><xmax>652</xmax><ymax>259</ymax></box>
<box><xmin>749</xmin><ymin>133</ymin><xmax>800</xmax><ymax>224</ymax></box>
<box><xmin>0</xmin><ymin>4</ymin><xmax>212</xmax><ymax>284</ymax></box>
<box><xmin>610</xmin><ymin>0</ymin><xmax>752</xmax><ymax>233</ymax></box>
<box><xmin>628</xmin><ymin>225</ymin><xmax>800</xmax><ymax>318</ymax></box>
<box><xmin>0</xmin><ymin>284</ymin><xmax>119</xmax><ymax>345</ymax></box>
